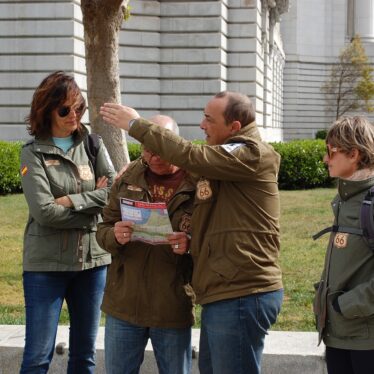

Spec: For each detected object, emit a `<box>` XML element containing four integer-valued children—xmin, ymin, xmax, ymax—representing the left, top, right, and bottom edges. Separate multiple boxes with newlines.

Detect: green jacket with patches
<box><xmin>96</xmin><ymin>159</ymin><xmax>196</xmax><ymax>328</ymax></box>
<box><xmin>129</xmin><ymin>119</ymin><xmax>283</xmax><ymax>305</ymax></box>
<box><xmin>314</xmin><ymin>177</ymin><xmax>374</xmax><ymax>350</ymax></box>
<box><xmin>20</xmin><ymin>125</ymin><xmax>115</xmax><ymax>271</ymax></box>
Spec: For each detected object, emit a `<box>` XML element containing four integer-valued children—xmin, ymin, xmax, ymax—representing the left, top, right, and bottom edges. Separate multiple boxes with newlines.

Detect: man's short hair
<box><xmin>215</xmin><ymin>91</ymin><xmax>255</xmax><ymax>127</ymax></box>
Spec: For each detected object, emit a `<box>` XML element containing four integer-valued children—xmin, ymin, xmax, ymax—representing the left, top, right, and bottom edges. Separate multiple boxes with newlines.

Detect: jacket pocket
<box><xmin>88</xmin><ymin>229</ymin><xmax>109</xmax><ymax>259</ymax></box>
<box><xmin>327</xmin><ymin>292</ymin><xmax>369</xmax><ymax>339</ymax></box>
<box><xmin>24</xmin><ymin>224</ymin><xmax>62</xmax><ymax>263</ymax></box>
<box><xmin>313</xmin><ymin>280</ymin><xmax>328</xmax><ymax>334</ymax></box>
<box><xmin>207</xmin><ymin>242</ymin><xmax>239</xmax><ymax>281</ymax></box>
<box><xmin>104</xmin><ymin>258</ymin><xmax>125</xmax><ymax>298</ymax></box>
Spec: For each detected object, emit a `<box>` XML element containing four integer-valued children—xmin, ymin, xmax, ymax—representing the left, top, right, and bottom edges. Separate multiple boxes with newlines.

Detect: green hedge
<box><xmin>271</xmin><ymin>139</ymin><xmax>332</xmax><ymax>189</ymax></box>
<box><xmin>128</xmin><ymin>142</ymin><xmax>142</xmax><ymax>161</ymax></box>
<box><xmin>0</xmin><ymin>141</ymin><xmax>23</xmax><ymax>194</ymax></box>
<box><xmin>128</xmin><ymin>139</ymin><xmax>332</xmax><ymax>189</ymax></box>
<box><xmin>0</xmin><ymin>139</ymin><xmax>331</xmax><ymax>194</ymax></box>
<box><xmin>315</xmin><ymin>130</ymin><xmax>327</xmax><ymax>140</ymax></box>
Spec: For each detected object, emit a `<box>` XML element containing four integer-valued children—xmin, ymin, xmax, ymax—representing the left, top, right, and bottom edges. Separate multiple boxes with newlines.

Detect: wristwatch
<box><xmin>128</xmin><ymin>118</ymin><xmax>137</xmax><ymax>129</ymax></box>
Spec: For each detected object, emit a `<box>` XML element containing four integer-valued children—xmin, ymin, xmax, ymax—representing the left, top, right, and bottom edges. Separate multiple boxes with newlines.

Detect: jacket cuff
<box><xmin>128</xmin><ymin>118</ymin><xmax>153</xmax><ymax>143</ymax></box>
<box><xmin>68</xmin><ymin>194</ymin><xmax>86</xmax><ymax>211</ymax></box>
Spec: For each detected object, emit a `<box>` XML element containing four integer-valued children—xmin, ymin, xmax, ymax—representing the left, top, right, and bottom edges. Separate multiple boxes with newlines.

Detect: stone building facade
<box><xmin>281</xmin><ymin>0</ymin><xmax>374</xmax><ymax>139</ymax></box>
<box><xmin>1</xmin><ymin>0</ymin><xmax>373</xmax><ymax>142</ymax></box>
<box><xmin>0</xmin><ymin>0</ymin><xmax>288</xmax><ymax>142</ymax></box>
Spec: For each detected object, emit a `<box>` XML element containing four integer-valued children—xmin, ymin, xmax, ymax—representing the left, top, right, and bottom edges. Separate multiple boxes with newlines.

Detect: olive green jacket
<box><xmin>96</xmin><ymin>159</ymin><xmax>195</xmax><ymax>328</ymax></box>
<box><xmin>314</xmin><ymin>177</ymin><xmax>374</xmax><ymax>350</ymax></box>
<box><xmin>20</xmin><ymin>125</ymin><xmax>115</xmax><ymax>271</ymax></box>
<box><xmin>129</xmin><ymin>119</ymin><xmax>283</xmax><ymax>305</ymax></box>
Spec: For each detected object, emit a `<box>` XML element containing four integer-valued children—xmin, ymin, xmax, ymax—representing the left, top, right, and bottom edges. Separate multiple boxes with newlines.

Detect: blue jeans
<box><xmin>199</xmin><ymin>289</ymin><xmax>283</xmax><ymax>374</ymax></box>
<box><xmin>20</xmin><ymin>266</ymin><xmax>107</xmax><ymax>374</ymax></box>
<box><xmin>105</xmin><ymin>314</ymin><xmax>192</xmax><ymax>374</ymax></box>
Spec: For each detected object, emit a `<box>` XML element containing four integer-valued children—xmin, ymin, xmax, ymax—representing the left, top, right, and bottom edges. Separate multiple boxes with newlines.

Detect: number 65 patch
<box><xmin>334</xmin><ymin>233</ymin><xmax>348</xmax><ymax>248</ymax></box>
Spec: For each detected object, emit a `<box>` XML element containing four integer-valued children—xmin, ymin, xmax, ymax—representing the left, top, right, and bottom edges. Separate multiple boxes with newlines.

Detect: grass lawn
<box><xmin>0</xmin><ymin>189</ymin><xmax>335</xmax><ymax>330</ymax></box>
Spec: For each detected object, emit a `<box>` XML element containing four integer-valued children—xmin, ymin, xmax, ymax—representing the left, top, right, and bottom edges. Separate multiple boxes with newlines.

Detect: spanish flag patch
<box><xmin>21</xmin><ymin>165</ymin><xmax>28</xmax><ymax>176</ymax></box>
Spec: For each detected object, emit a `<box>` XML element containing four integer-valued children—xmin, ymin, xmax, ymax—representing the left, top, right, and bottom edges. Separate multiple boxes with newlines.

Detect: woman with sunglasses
<box><xmin>314</xmin><ymin>116</ymin><xmax>374</xmax><ymax>374</ymax></box>
<box><xmin>19</xmin><ymin>71</ymin><xmax>115</xmax><ymax>373</ymax></box>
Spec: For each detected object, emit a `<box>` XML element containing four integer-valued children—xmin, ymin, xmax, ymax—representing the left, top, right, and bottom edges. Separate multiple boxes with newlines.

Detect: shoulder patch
<box><xmin>21</xmin><ymin>165</ymin><xmax>28</xmax><ymax>176</ymax></box>
<box><xmin>220</xmin><ymin>143</ymin><xmax>246</xmax><ymax>153</ymax></box>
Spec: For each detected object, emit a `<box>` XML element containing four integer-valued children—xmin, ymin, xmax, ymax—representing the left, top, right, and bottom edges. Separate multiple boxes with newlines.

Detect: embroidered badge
<box><xmin>179</xmin><ymin>214</ymin><xmax>191</xmax><ymax>233</ymax></box>
<box><xmin>45</xmin><ymin>159</ymin><xmax>60</xmax><ymax>167</ymax></box>
<box><xmin>77</xmin><ymin>165</ymin><xmax>93</xmax><ymax>181</ymax></box>
<box><xmin>220</xmin><ymin>143</ymin><xmax>245</xmax><ymax>153</ymax></box>
<box><xmin>196</xmin><ymin>179</ymin><xmax>212</xmax><ymax>200</ymax></box>
<box><xmin>127</xmin><ymin>185</ymin><xmax>143</xmax><ymax>192</ymax></box>
<box><xmin>334</xmin><ymin>233</ymin><xmax>348</xmax><ymax>248</ymax></box>
<box><xmin>21</xmin><ymin>165</ymin><xmax>28</xmax><ymax>176</ymax></box>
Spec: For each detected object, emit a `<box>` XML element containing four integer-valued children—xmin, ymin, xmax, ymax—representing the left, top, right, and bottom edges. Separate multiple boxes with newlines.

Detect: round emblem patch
<box><xmin>78</xmin><ymin>165</ymin><xmax>94</xmax><ymax>181</ymax></box>
<box><xmin>334</xmin><ymin>233</ymin><xmax>348</xmax><ymax>248</ymax></box>
<box><xmin>179</xmin><ymin>214</ymin><xmax>191</xmax><ymax>233</ymax></box>
<box><xmin>196</xmin><ymin>179</ymin><xmax>212</xmax><ymax>200</ymax></box>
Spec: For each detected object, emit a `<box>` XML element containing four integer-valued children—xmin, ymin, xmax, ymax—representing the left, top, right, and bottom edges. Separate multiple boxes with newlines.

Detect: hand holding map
<box><xmin>120</xmin><ymin>198</ymin><xmax>173</xmax><ymax>244</ymax></box>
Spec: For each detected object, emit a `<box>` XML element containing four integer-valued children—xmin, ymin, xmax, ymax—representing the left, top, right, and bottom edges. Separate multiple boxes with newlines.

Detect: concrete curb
<box><xmin>0</xmin><ymin>325</ymin><xmax>327</xmax><ymax>373</ymax></box>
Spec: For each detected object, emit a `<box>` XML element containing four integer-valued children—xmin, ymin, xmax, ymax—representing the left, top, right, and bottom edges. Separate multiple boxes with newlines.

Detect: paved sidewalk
<box><xmin>0</xmin><ymin>325</ymin><xmax>327</xmax><ymax>374</ymax></box>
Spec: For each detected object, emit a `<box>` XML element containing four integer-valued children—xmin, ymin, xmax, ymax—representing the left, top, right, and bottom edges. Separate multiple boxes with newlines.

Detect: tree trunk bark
<box><xmin>81</xmin><ymin>0</ymin><xmax>130</xmax><ymax>171</ymax></box>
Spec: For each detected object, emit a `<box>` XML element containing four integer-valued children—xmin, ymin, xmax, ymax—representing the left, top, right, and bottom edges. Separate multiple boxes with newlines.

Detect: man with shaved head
<box><xmin>97</xmin><ymin>115</ymin><xmax>195</xmax><ymax>374</ymax></box>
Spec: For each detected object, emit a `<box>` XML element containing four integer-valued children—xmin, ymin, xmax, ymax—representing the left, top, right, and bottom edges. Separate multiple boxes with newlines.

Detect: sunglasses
<box><xmin>325</xmin><ymin>145</ymin><xmax>340</xmax><ymax>159</ymax></box>
<box><xmin>57</xmin><ymin>104</ymin><xmax>86</xmax><ymax>118</ymax></box>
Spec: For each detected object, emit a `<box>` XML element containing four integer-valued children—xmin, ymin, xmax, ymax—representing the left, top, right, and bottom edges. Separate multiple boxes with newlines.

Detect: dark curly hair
<box><xmin>26</xmin><ymin>71</ymin><xmax>86</xmax><ymax>139</ymax></box>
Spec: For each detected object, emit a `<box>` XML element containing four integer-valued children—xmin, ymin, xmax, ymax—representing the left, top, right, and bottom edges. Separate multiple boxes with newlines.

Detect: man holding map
<box><xmin>96</xmin><ymin>115</ymin><xmax>195</xmax><ymax>374</ymax></box>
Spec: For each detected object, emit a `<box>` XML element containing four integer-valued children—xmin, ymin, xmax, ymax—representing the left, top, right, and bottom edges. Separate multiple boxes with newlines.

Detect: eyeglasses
<box><xmin>57</xmin><ymin>103</ymin><xmax>86</xmax><ymax>118</ymax></box>
<box><xmin>325</xmin><ymin>145</ymin><xmax>340</xmax><ymax>159</ymax></box>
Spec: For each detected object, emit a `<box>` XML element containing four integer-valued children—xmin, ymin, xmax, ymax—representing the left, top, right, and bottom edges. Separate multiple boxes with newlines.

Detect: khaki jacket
<box><xmin>20</xmin><ymin>125</ymin><xmax>115</xmax><ymax>271</ymax></box>
<box><xmin>129</xmin><ymin>119</ymin><xmax>283</xmax><ymax>305</ymax></box>
<box><xmin>314</xmin><ymin>177</ymin><xmax>374</xmax><ymax>349</ymax></box>
<box><xmin>96</xmin><ymin>159</ymin><xmax>195</xmax><ymax>328</ymax></box>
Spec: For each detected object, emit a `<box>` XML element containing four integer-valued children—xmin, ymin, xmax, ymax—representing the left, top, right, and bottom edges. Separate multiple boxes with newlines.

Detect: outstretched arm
<box><xmin>100</xmin><ymin>103</ymin><xmax>140</xmax><ymax>131</ymax></box>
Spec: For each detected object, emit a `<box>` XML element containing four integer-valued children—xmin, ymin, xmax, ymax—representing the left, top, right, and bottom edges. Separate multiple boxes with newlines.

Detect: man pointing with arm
<box><xmin>100</xmin><ymin>91</ymin><xmax>283</xmax><ymax>374</ymax></box>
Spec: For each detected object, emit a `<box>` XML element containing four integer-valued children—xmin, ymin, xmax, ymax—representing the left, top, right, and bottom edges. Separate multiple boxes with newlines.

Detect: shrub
<box><xmin>315</xmin><ymin>130</ymin><xmax>327</xmax><ymax>140</ymax></box>
<box><xmin>271</xmin><ymin>139</ymin><xmax>332</xmax><ymax>190</ymax></box>
<box><xmin>0</xmin><ymin>139</ymin><xmax>332</xmax><ymax>193</ymax></box>
<box><xmin>0</xmin><ymin>141</ymin><xmax>23</xmax><ymax>194</ymax></box>
<box><xmin>128</xmin><ymin>143</ymin><xmax>141</xmax><ymax>161</ymax></box>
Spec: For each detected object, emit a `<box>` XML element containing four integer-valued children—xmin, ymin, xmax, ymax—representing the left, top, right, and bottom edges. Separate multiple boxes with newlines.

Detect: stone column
<box><xmin>354</xmin><ymin>0</ymin><xmax>374</xmax><ymax>41</ymax></box>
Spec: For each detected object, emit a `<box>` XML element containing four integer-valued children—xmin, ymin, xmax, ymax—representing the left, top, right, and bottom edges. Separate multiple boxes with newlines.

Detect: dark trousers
<box><xmin>326</xmin><ymin>346</ymin><xmax>374</xmax><ymax>374</ymax></box>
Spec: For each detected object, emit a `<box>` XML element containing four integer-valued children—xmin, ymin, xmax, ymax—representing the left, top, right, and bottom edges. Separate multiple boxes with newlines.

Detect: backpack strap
<box><xmin>313</xmin><ymin>225</ymin><xmax>363</xmax><ymax>241</ymax></box>
<box><xmin>313</xmin><ymin>186</ymin><xmax>374</xmax><ymax>252</ymax></box>
<box><xmin>83</xmin><ymin>133</ymin><xmax>101</xmax><ymax>173</ymax></box>
<box><xmin>361</xmin><ymin>185</ymin><xmax>374</xmax><ymax>251</ymax></box>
